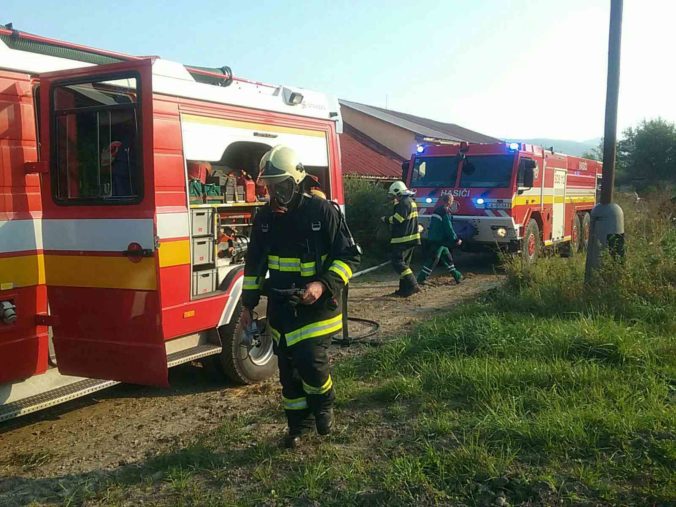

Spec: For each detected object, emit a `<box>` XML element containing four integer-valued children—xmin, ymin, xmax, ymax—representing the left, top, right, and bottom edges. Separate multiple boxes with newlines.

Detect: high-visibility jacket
<box><xmin>242</xmin><ymin>195</ymin><xmax>360</xmax><ymax>347</ymax></box>
<box><xmin>386</xmin><ymin>195</ymin><xmax>420</xmax><ymax>246</ymax></box>
<box><xmin>427</xmin><ymin>205</ymin><xmax>458</xmax><ymax>243</ymax></box>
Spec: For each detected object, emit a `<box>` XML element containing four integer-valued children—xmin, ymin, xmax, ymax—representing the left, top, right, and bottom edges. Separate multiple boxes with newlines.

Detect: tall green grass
<box><xmin>333</xmin><ymin>191</ymin><xmax>676</xmax><ymax>505</ymax></box>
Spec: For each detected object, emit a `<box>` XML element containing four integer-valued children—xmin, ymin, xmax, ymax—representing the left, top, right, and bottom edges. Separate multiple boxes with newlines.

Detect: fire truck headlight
<box><xmin>425</xmin><ymin>197</ymin><xmax>433</xmax><ymax>204</ymax></box>
<box><xmin>495</xmin><ymin>227</ymin><xmax>508</xmax><ymax>238</ymax></box>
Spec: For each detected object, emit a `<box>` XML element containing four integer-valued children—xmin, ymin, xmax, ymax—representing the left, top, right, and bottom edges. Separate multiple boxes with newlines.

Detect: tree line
<box><xmin>582</xmin><ymin>118</ymin><xmax>676</xmax><ymax>190</ymax></box>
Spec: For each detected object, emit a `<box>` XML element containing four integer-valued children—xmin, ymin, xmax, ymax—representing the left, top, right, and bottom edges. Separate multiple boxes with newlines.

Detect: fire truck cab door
<box><xmin>37</xmin><ymin>60</ymin><xmax>169</xmax><ymax>387</ymax></box>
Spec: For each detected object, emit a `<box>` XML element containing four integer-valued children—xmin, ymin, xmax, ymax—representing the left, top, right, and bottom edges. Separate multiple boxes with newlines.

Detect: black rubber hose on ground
<box><xmin>333</xmin><ymin>284</ymin><xmax>381</xmax><ymax>346</ymax></box>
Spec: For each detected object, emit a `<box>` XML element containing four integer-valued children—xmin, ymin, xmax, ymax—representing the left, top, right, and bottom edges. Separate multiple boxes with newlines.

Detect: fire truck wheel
<box><xmin>580</xmin><ymin>212</ymin><xmax>591</xmax><ymax>251</ymax></box>
<box><xmin>217</xmin><ymin>304</ymin><xmax>277</xmax><ymax>385</ymax></box>
<box><xmin>562</xmin><ymin>214</ymin><xmax>581</xmax><ymax>257</ymax></box>
<box><xmin>522</xmin><ymin>219</ymin><xmax>541</xmax><ymax>263</ymax></box>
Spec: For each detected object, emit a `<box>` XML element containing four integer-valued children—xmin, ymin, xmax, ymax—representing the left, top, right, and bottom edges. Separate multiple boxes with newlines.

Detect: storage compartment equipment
<box><xmin>192</xmin><ymin>237</ymin><xmax>215</xmax><ymax>267</ymax></box>
<box><xmin>191</xmin><ymin>209</ymin><xmax>213</xmax><ymax>236</ymax></box>
<box><xmin>192</xmin><ymin>269</ymin><xmax>217</xmax><ymax>296</ymax></box>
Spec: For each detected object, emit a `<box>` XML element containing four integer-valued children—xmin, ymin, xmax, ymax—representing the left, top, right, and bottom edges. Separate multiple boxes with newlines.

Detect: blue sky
<box><xmin>3</xmin><ymin>0</ymin><xmax>674</xmax><ymax>141</ymax></box>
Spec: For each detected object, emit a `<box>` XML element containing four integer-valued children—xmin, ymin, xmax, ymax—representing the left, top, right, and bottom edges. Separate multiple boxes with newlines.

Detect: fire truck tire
<box><xmin>217</xmin><ymin>304</ymin><xmax>277</xmax><ymax>385</ymax></box>
<box><xmin>580</xmin><ymin>212</ymin><xmax>591</xmax><ymax>251</ymax></box>
<box><xmin>562</xmin><ymin>214</ymin><xmax>581</xmax><ymax>257</ymax></box>
<box><xmin>522</xmin><ymin>219</ymin><xmax>541</xmax><ymax>263</ymax></box>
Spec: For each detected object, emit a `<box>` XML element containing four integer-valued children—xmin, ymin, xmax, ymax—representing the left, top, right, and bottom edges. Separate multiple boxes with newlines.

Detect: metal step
<box><xmin>166</xmin><ymin>344</ymin><xmax>222</xmax><ymax>367</ymax></box>
<box><xmin>0</xmin><ymin>377</ymin><xmax>118</xmax><ymax>423</ymax></box>
<box><xmin>0</xmin><ymin>345</ymin><xmax>222</xmax><ymax>423</ymax></box>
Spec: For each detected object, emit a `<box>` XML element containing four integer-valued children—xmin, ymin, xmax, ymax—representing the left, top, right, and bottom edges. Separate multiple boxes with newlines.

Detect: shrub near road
<box><xmin>343</xmin><ymin>177</ymin><xmax>392</xmax><ymax>261</ymax></box>
<box><xmin>50</xmin><ymin>194</ymin><xmax>675</xmax><ymax>505</ymax></box>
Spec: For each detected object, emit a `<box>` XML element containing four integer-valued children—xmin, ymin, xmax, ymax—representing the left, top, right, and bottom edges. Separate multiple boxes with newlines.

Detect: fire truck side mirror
<box><xmin>523</xmin><ymin>167</ymin><xmax>535</xmax><ymax>188</ymax></box>
<box><xmin>520</xmin><ymin>159</ymin><xmax>536</xmax><ymax>189</ymax></box>
<box><xmin>401</xmin><ymin>160</ymin><xmax>409</xmax><ymax>181</ymax></box>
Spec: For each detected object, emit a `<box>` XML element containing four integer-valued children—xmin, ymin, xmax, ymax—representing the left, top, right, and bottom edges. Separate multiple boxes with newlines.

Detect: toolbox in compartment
<box><xmin>192</xmin><ymin>269</ymin><xmax>217</xmax><ymax>296</ymax></box>
<box><xmin>191</xmin><ymin>209</ymin><xmax>213</xmax><ymax>236</ymax></box>
<box><xmin>192</xmin><ymin>237</ymin><xmax>214</xmax><ymax>266</ymax></box>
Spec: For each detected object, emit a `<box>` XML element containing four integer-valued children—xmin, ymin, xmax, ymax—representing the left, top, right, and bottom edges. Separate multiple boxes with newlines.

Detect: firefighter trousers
<box><xmin>390</xmin><ymin>244</ymin><xmax>418</xmax><ymax>292</ymax></box>
<box><xmin>274</xmin><ymin>334</ymin><xmax>335</xmax><ymax>433</ymax></box>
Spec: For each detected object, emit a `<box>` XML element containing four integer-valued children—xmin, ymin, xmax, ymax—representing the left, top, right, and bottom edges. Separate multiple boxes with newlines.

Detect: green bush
<box><xmin>344</xmin><ymin>177</ymin><xmax>393</xmax><ymax>260</ymax></box>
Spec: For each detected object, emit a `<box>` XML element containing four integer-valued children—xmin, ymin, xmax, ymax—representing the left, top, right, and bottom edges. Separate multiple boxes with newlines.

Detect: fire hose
<box><xmin>244</xmin><ymin>283</ymin><xmax>379</xmax><ymax>351</ymax></box>
<box><xmin>334</xmin><ymin>284</ymin><xmax>380</xmax><ymax>346</ymax></box>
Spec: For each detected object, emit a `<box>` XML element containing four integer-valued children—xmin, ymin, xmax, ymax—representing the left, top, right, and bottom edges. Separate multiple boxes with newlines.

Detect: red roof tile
<box><xmin>340</xmin><ymin>127</ymin><xmax>404</xmax><ymax>180</ymax></box>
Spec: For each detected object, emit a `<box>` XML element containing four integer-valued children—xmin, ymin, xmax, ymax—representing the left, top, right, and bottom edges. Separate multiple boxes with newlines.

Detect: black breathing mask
<box><xmin>267</xmin><ymin>177</ymin><xmax>298</xmax><ymax>208</ymax></box>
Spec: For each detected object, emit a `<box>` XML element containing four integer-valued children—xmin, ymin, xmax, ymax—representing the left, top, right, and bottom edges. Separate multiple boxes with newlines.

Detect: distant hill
<box><xmin>505</xmin><ymin>138</ymin><xmax>601</xmax><ymax>157</ymax></box>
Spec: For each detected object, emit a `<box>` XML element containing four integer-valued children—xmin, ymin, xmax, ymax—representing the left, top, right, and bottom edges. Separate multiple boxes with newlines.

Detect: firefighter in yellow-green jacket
<box><xmin>241</xmin><ymin>146</ymin><xmax>360</xmax><ymax>449</ymax></box>
<box><xmin>381</xmin><ymin>180</ymin><xmax>421</xmax><ymax>297</ymax></box>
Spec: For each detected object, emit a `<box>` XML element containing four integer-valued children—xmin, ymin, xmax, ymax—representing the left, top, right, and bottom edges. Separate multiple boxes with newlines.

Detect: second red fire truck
<box><xmin>403</xmin><ymin>142</ymin><xmax>602</xmax><ymax>261</ymax></box>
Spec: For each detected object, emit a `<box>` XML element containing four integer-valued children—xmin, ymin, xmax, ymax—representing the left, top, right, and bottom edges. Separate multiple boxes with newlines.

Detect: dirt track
<box><xmin>0</xmin><ymin>254</ymin><xmax>502</xmax><ymax>505</ymax></box>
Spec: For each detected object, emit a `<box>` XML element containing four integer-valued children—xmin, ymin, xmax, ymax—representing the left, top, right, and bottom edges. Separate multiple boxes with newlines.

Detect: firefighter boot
<box><xmin>283</xmin><ymin>409</ymin><xmax>314</xmax><ymax>449</ymax></box>
<box><xmin>392</xmin><ymin>277</ymin><xmax>404</xmax><ymax>296</ymax></box>
<box><xmin>283</xmin><ymin>432</ymin><xmax>302</xmax><ymax>449</ymax></box>
<box><xmin>417</xmin><ymin>265</ymin><xmax>432</xmax><ymax>285</ymax></box>
<box><xmin>315</xmin><ymin>407</ymin><xmax>334</xmax><ymax>436</ymax></box>
<box><xmin>398</xmin><ymin>274</ymin><xmax>421</xmax><ymax>297</ymax></box>
<box><xmin>445</xmin><ymin>263</ymin><xmax>462</xmax><ymax>284</ymax></box>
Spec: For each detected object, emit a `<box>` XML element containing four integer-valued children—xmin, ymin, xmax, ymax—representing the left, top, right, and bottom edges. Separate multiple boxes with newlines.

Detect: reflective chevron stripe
<box><xmin>303</xmin><ymin>375</ymin><xmax>333</xmax><ymax>395</ymax></box>
<box><xmin>285</xmin><ymin>314</ymin><xmax>343</xmax><ymax>346</ymax></box>
<box><xmin>283</xmin><ymin>396</ymin><xmax>308</xmax><ymax>410</ymax></box>
<box><xmin>243</xmin><ymin>276</ymin><xmax>261</xmax><ymax>290</ymax></box>
<box><xmin>328</xmin><ymin>260</ymin><xmax>352</xmax><ymax>284</ymax></box>
<box><xmin>391</xmin><ymin>232</ymin><xmax>421</xmax><ymax>244</ymax></box>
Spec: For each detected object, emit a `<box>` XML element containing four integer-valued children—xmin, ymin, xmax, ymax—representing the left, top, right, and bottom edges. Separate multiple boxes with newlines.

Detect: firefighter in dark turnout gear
<box><xmin>381</xmin><ymin>180</ymin><xmax>421</xmax><ymax>297</ymax></box>
<box><xmin>241</xmin><ymin>146</ymin><xmax>360</xmax><ymax>449</ymax></box>
<box><xmin>417</xmin><ymin>194</ymin><xmax>463</xmax><ymax>284</ymax></box>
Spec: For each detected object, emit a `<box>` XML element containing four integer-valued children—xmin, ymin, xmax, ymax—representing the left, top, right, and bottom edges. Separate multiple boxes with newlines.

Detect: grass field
<box><xmin>54</xmin><ymin>193</ymin><xmax>676</xmax><ymax>506</ymax></box>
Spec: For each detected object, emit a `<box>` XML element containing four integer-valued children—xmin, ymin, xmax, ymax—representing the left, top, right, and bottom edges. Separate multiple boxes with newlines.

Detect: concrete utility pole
<box><xmin>585</xmin><ymin>0</ymin><xmax>625</xmax><ymax>281</ymax></box>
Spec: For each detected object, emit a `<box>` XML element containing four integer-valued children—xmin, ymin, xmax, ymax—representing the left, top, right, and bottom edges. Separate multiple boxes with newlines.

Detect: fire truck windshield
<box><xmin>459</xmin><ymin>154</ymin><xmax>515</xmax><ymax>188</ymax></box>
<box><xmin>410</xmin><ymin>156</ymin><xmax>459</xmax><ymax>188</ymax></box>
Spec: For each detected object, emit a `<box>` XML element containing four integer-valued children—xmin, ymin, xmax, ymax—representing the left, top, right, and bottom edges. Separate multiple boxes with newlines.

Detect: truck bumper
<box><xmin>420</xmin><ymin>214</ymin><xmax>521</xmax><ymax>250</ymax></box>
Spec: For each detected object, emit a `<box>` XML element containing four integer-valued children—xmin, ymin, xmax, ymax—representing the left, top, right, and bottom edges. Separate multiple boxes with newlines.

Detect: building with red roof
<box><xmin>339</xmin><ymin>99</ymin><xmax>500</xmax><ymax>182</ymax></box>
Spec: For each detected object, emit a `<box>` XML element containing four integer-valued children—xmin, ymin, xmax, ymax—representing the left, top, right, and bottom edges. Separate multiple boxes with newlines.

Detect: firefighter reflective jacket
<box><xmin>427</xmin><ymin>204</ymin><xmax>458</xmax><ymax>243</ymax></box>
<box><xmin>386</xmin><ymin>195</ymin><xmax>420</xmax><ymax>246</ymax></box>
<box><xmin>242</xmin><ymin>195</ymin><xmax>360</xmax><ymax>347</ymax></box>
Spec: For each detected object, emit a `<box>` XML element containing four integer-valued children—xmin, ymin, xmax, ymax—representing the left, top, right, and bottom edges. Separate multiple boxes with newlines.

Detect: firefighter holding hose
<box><xmin>241</xmin><ymin>146</ymin><xmax>360</xmax><ymax>449</ymax></box>
<box><xmin>381</xmin><ymin>181</ymin><xmax>421</xmax><ymax>297</ymax></box>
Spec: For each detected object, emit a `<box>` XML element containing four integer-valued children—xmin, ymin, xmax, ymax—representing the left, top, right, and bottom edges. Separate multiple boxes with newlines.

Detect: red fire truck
<box><xmin>402</xmin><ymin>142</ymin><xmax>602</xmax><ymax>260</ymax></box>
<box><xmin>0</xmin><ymin>29</ymin><xmax>344</xmax><ymax>421</ymax></box>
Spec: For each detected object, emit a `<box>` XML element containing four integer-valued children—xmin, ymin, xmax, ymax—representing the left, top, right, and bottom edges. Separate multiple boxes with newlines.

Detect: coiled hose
<box><xmin>333</xmin><ymin>284</ymin><xmax>380</xmax><ymax>346</ymax></box>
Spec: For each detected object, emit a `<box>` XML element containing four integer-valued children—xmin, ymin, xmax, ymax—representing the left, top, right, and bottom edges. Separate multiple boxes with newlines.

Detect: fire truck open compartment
<box><xmin>181</xmin><ymin>118</ymin><xmax>332</xmax><ymax>298</ymax></box>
